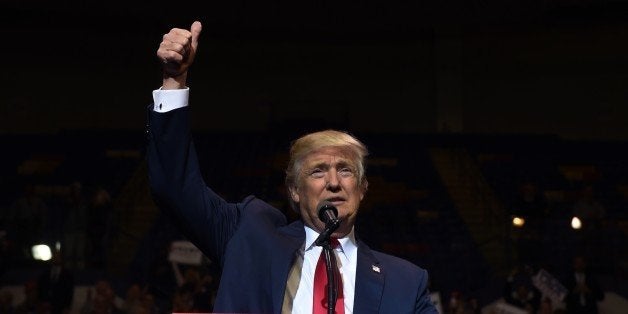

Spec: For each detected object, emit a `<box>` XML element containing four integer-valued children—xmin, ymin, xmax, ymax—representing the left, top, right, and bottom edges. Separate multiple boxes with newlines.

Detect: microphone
<box><xmin>314</xmin><ymin>200</ymin><xmax>341</xmax><ymax>246</ymax></box>
<box><xmin>317</xmin><ymin>200</ymin><xmax>338</xmax><ymax>225</ymax></box>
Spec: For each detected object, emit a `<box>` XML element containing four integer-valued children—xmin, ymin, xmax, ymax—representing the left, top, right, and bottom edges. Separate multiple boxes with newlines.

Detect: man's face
<box><xmin>290</xmin><ymin>146</ymin><xmax>366</xmax><ymax>237</ymax></box>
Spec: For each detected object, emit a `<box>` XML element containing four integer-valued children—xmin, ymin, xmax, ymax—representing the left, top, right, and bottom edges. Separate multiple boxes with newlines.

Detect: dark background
<box><xmin>1</xmin><ymin>0</ymin><xmax>628</xmax><ymax>311</ymax></box>
<box><xmin>1</xmin><ymin>0</ymin><xmax>627</xmax><ymax>139</ymax></box>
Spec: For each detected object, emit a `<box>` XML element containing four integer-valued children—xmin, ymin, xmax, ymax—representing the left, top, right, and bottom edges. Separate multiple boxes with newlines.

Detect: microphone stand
<box><xmin>314</xmin><ymin>218</ymin><xmax>341</xmax><ymax>314</ymax></box>
<box><xmin>323</xmin><ymin>242</ymin><xmax>338</xmax><ymax>314</ymax></box>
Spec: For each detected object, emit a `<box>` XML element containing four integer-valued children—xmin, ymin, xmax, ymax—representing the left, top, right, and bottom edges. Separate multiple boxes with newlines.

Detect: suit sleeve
<box><xmin>146</xmin><ymin>105</ymin><xmax>240</xmax><ymax>266</ymax></box>
<box><xmin>415</xmin><ymin>269</ymin><xmax>439</xmax><ymax>314</ymax></box>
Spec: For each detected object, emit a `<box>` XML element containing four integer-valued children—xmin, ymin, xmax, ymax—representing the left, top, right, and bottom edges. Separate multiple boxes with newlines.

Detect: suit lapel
<box><xmin>271</xmin><ymin>221</ymin><xmax>305</xmax><ymax>313</ymax></box>
<box><xmin>354</xmin><ymin>241</ymin><xmax>385</xmax><ymax>313</ymax></box>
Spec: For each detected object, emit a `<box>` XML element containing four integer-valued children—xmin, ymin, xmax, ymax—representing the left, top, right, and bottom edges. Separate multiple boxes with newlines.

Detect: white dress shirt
<box><xmin>292</xmin><ymin>226</ymin><xmax>358</xmax><ymax>314</ymax></box>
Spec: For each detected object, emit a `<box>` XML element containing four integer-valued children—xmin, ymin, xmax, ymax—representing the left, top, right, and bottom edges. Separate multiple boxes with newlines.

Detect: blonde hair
<box><xmin>285</xmin><ymin>130</ymin><xmax>368</xmax><ymax>209</ymax></box>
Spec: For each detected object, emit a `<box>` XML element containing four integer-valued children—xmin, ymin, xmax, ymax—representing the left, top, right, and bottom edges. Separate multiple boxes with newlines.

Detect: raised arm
<box><xmin>147</xmin><ymin>21</ymin><xmax>240</xmax><ymax>266</ymax></box>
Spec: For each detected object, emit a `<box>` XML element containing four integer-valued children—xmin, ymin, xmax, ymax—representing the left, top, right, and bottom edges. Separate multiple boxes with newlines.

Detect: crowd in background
<box><xmin>1</xmin><ymin>139</ymin><xmax>627</xmax><ymax>314</ymax></box>
<box><xmin>0</xmin><ymin>272</ymin><xmax>217</xmax><ymax>314</ymax></box>
<box><xmin>1</xmin><ymin>180</ymin><xmax>621</xmax><ymax>314</ymax></box>
<box><xmin>1</xmin><ymin>180</ymin><xmax>113</xmax><ymax>274</ymax></box>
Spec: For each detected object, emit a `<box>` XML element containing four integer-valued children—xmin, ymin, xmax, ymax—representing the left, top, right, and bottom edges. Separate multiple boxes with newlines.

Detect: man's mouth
<box><xmin>326</xmin><ymin>197</ymin><xmax>346</xmax><ymax>206</ymax></box>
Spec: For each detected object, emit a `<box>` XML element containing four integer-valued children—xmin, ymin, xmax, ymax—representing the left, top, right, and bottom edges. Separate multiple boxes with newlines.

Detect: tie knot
<box><xmin>330</xmin><ymin>238</ymin><xmax>340</xmax><ymax>249</ymax></box>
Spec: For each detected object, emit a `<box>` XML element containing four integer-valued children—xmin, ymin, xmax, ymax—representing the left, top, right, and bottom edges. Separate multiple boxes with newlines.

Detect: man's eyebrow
<box><xmin>306</xmin><ymin>161</ymin><xmax>330</xmax><ymax>169</ymax></box>
<box><xmin>335</xmin><ymin>160</ymin><xmax>353</xmax><ymax>167</ymax></box>
<box><xmin>307</xmin><ymin>159</ymin><xmax>353</xmax><ymax>169</ymax></box>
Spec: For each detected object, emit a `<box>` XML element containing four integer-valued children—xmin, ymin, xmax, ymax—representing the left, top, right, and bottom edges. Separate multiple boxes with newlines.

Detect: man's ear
<box><xmin>288</xmin><ymin>186</ymin><xmax>300</xmax><ymax>203</ymax></box>
<box><xmin>360</xmin><ymin>179</ymin><xmax>368</xmax><ymax>201</ymax></box>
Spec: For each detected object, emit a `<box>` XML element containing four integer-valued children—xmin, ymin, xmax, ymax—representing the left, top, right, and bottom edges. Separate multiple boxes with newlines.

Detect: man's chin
<box><xmin>331</xmin><ymin>224</ymin><xmax>352</xmax><ymax>238</ymax></box>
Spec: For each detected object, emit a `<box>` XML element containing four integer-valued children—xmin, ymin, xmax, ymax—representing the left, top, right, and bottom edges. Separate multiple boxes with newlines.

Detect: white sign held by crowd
<box><xmin>532</xmin><ymin>268</ymin><xmax>568</xmax><ymax>304</ymax></box>
<box><xmin>492</xmin><ymin>302</ymin><xmax>528</xmax><ymax>314</ymax></box>
<box><xmin>169</xmin><ymin>240</ymin><xmax>203</xmax><ymax>265</ymax></box>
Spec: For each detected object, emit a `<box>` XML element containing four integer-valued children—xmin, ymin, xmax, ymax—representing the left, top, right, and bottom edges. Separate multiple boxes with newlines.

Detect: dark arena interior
<box><xmin>1</xmin><ymin>0</ymin><xmax>628</xmax><ymax>312</ymax></box>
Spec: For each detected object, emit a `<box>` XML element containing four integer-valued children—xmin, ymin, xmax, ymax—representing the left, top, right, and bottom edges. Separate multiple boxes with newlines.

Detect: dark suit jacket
<box><xmin>147</xmin><ymin>106</ymin><xmax>437</xmax><ymax>313</ymax></box>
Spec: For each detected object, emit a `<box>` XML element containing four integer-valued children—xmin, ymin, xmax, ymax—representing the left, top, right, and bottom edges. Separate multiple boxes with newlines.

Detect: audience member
<box><xmin>62</xmin><ymin>181</ymin><xmax>88</xmax><ymax>271</ymax></box>
<box><xmin>447</xmin><ymin>290</ymin><xmax>462</xmax><ymax>313</ymax></box>
<box><xmin>512</xmin><ymin>181</ymin><xmax>548</xmax><ymax>224</ymax></box>
<box><xmin>4</xmin><ymin>183</ymin><xmax>47</xmax><ymax>262</ymax></box>
<box><xmin>503</xmin><ymin>264</ymin><xmax>541</xmax><ymax>313</ymax></box>
<box><xmin>140</xmin><ymin>293</ymin><xmax>159</xmax><ymax>314</ymax></box>
<box><xmin>445</xmin><ymin>291</ymin><xmax>480</xmax><ymax>314</ymax></box>
<box><xmin>171</xmin><ymin>286</ymin><xmax>194</xmax><ymax>313</ymax></box>
<box><xmin>80</xmin><ymin>280</ymin><xmax>122</xmax><ymax>314</ymax></box>
<box><xmin>87</xmin><ymin>186</ymin><xmax>113</xmax><ymax>269</ymax></box>
<box><xmin>511</xmin><ymin>181</ymin><xmax>548</xmax><ymax>267</ymax></box>
<box><xmin>562</xmin><ymin>255</ymin><xmax>604</xmax><ymax>314</ymax></box>
<box><xmin>170</xmin><ymin>263</ymin><xmax>213</xmax><ymax>311</ymax></box>
<box><xmin>195</xmin><ymin>272</ymin><xmax>217</xmax><ymax>311</ymax></box>
<box><xmin>572</xmin><ymin>185</ymin><xmax>608</xmax><ymax>268</ymax></box>
<box><xmin>121</xmin><ymin>284</ymin><xmax>143</xmax><ymax>314</ymax></box>
<box><xmin>466</xmin><ymin>296</ymin><xmax>481</xmax><ymax>314</ymax></box>
<box><xmin>572</xmin><ymin>185</ymin><xmax>606</xmax><ymax>231</ymax></box>
<box><xmin>36</xmin><ymin>250</ymin><xmax>74</xmax><ymax>314</ymax></box>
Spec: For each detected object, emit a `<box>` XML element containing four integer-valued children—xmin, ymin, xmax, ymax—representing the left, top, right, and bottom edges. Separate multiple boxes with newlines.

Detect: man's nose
<box><xmin>326</xmin><ymin>171</ymin><xmax>340</xmax><ymax>190</ymax></box>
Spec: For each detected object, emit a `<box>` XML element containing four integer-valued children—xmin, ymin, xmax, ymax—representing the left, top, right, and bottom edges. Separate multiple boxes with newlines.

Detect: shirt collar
<box><xmin>303</xmin><ymin>225</ymin><xmax>357</xmax><ymax>258</ymax></box>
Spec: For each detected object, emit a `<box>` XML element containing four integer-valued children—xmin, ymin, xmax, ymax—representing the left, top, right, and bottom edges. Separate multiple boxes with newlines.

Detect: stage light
<box><xmin>32</xmin><ymin>244</ymin><xmax>52</xmax><ymax>261</ymax></box>
<box><xmin>512</xmin><ymin>216</ymin><xmax>525</xmax><ymax>228</ymax></box>
<box><xmin>571</xmin><ymin>216</ymin><xmax>582</xmax><ymax>230</ymax></box>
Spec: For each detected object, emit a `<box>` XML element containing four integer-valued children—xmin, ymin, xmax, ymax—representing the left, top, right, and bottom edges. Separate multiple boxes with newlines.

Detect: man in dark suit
<box><xmin>148</xmin><ymin>21</ymin><xmax>437</xmax><ymax>314</ymax></box>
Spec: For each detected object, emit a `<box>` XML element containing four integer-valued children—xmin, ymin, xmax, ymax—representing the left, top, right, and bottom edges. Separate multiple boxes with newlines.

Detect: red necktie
<box><xmin>313</xmin><ymin>238</ymin><xmax>344</xmax><ymax>314</ymax></box>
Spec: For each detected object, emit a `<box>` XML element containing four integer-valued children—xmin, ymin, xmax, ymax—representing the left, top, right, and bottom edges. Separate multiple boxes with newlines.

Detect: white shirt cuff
<box><xmin>152</xmin><ymin>87</ymin><xmax>189</xmax><ymax>112</ymax></box>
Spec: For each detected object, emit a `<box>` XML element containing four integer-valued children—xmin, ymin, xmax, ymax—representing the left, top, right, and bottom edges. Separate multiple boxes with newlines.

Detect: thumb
<box><xmin>190</xmin><ymin>21</ymin><xmax>202</xmax><ymax>50</ymax></box>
